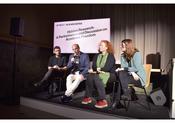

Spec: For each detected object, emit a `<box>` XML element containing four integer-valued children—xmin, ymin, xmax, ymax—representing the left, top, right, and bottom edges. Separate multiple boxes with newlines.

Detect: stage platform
<box><xmin>20</xmin><ymin>91</ymin><xmax>170</xmax><ymax>119</ymax></box>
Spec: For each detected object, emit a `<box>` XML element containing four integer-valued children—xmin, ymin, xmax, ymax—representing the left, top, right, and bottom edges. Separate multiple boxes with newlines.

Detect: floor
<box><xmin>25</xmin><ymin>90</ymin><xmax>170</xmax><ymax>119</ymax></box>
<box><xmin>0</xmin><ymin>103</ymin><xmax>69</xmax><ymax>119</ymax></box>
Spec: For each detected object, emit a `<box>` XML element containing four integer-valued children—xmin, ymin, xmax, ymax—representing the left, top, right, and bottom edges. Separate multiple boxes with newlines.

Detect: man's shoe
<box><xmin>95</xmin><ymin>99</ymin><xmax>108</xmax><ymax>108</ymax></box>
<box><xmin>81</xmin><ymin>97</ymin><xmax>92</xmax><ymax>104</ymax></box>
<box><xmin>61</xmin><ymin>95</ymin><xmax>72</xmax><ymax>103</ymax></box>
<box><xmin>33</xmin><ymin>82</ymin><xmax>42</xmax><ymax>87</ymax></box>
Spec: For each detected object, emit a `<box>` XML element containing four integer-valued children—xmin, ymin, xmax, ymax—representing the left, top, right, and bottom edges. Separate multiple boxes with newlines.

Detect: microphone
<box><xmin>73</xmin><ymin>55</ymin><xmax>80</xmax><ymax>64</ymax></box>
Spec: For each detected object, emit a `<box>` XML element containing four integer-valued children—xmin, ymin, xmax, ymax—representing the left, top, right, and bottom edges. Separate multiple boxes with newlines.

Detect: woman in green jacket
<box><xmin>81</xmin><ymin>40</ymin><xmax>116</xmax><ymax>109</ymax></box>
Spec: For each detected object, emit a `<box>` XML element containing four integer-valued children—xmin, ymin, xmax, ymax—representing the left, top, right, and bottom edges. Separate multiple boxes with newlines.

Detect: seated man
<box><xmin>34</xmin><ymin>46</ymin><xmax>67</xmax><ymax>87</ymax></box>
<box><xmin>61</xmin><ymin>44</ymin><xmax>90</xmax><ymax>103</ymax></box>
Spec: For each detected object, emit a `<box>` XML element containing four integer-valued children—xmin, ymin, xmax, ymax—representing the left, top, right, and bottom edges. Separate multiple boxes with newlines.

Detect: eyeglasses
<box><xmin>72</xmin><ymin>48</ymin><xmax>79</xmax><ymax>50</ymax></box>
<box><xmin>54</xmin><ymin>49</ymin><xmax>60</xmax><ymax>52</ymax></box>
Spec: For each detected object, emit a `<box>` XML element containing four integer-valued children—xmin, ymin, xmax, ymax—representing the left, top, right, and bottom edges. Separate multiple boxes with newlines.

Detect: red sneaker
<box><xmin>95</xmin><ymin>100</ymin><xmax>108</xmax><ymax>108</ymax></box>
<box><xmin>81</xmin><ymin>97</ymin><xmax>92</xmax><ymax>104</ymax></box>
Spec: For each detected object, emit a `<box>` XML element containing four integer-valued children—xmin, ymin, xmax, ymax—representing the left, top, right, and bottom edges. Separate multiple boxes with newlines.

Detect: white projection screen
<box><xmin>54</xmin><ymin>18</ymin><xmax>110</xmax><ymax>53</ymax></box>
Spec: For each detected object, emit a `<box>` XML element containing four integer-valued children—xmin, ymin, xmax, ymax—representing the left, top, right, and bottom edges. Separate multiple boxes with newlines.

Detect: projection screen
<box><xmin>54</xmin><ymin>18</ymin><xmax>110</xmax><ymax>53</ymax></box>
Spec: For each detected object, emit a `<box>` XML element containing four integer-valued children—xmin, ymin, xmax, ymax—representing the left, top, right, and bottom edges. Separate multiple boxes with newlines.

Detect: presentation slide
<box><xmin>54</xmin><ymin>18</ymin><xmax>110</xmax><ymax>53</ymax></box>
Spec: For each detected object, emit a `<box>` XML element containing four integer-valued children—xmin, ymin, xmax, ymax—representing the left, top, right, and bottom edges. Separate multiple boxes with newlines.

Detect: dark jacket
<box><xmin>48</xmin><ymin>55</ymin><xmax>67</xmax><ymax>67</ymax></box>
<box><xmin>92</xmin><ymin>53</ymin><xmax>116</xmax><ymax>74</ymax></box>
<box><xmin>67</xmin><ymin>52</ymin><xmax>90</xmax><ymax>78</ymax></box>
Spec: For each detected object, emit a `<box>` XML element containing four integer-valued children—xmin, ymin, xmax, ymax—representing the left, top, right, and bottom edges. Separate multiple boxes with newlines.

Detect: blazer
<box><xmin>67</xmin><ymin>52</ymin><xmax>90</xmax><ymax>78</ymax></box>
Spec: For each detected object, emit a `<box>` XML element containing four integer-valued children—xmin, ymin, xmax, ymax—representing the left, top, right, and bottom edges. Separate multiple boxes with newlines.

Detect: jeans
<box><xmin>85</xmin><ymin>73</ymin><xmax>116</xmax><ymax>100</ymax></box>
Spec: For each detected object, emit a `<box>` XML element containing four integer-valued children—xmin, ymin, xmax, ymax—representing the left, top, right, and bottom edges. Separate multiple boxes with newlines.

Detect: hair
<box><xmin>121</xmin><ymin>39</ymin><xmax>139</xmax><ymax>61</ymax></box>
<box><xmin>72</xmin><ymin>44</ymin><xmax>80</xmax><ymax>49</ymax></box>
<box><xmin>99</xmin><ymin>40</ymin><xmax>114</xmax><ymax>54</ymax></box>
<box><xmin>54</xmin><ymin>46</ymin><xmax>61</xmax><ymax>50</ymax></box>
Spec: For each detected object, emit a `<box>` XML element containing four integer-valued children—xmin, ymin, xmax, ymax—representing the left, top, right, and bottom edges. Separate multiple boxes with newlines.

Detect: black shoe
<box><xmin>121</xmin><ymin>89</ymin><xmax>131</xmax><ymax>100</ymax></box>
<box><xmin>129</xmin><ymin>87</ymin><xmax>138</xmax><ymax>101</ymax></box>
<box><xmin>116</xmin><ymin>102</ymin><xmax>125</xmax><ymax>109</ymax></box>
<box><xmin>33</xmin><ymin>80</ymin><xmax>45</xmax><ymax>87</ymax></box>
<box><xmin>61</xmin><ymin>95</ymin><xmax>72</xmax><ymax>103</ymax></box>
<box><xmin>111</xmin><ymin>101</ymin><xmax>118</xmax><ymax>109</ymax></box>
<box><xmin>111</xmin><ymin>101</ymin><xmax>125</xmax><ymax>109</ymax></box>
<box><xmin>33</xmin><ymin>82</ymin><xmax>42</xmax><ymax>87</ymax></box>
<box><xmin>121</xmin><ymin>94</ymin><xmax>131</xmax><ymax>101</ymax></box>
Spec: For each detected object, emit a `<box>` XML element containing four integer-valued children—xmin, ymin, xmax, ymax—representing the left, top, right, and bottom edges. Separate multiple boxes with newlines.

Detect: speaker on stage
<box><xmin>150</xmin><ymin>88</ymin><xmax>167</xmax><ymax>106</ymax></box>
<box><xmin>10</xmin><ymin>17</ymin><xmax>24</xmax><ymax>37</ymax></box>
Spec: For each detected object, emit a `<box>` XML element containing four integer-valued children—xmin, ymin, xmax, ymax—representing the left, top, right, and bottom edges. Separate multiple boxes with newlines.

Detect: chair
<box><xmin>123</xmin><ymin>64</ymin><xmax>152</xmax><ymax>111</ymax></box>
<box><xmin>47</xmin><ymin>70</ymin><xmax>67</xmax><ymax>99</ymax></box>
<box><xmin>105</xmin><ymin>73</ymin><xmax>118</xmax><ymax>104</ymax></box>
<box><xmin>131</xmin><ymin>64</ymin><xmax>152</xmax><ymax>95</ymax></box>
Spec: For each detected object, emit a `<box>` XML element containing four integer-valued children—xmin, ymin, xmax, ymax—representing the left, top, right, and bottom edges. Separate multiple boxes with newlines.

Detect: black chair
<box><xmin>47</xmin><ymin>70</ymin><xmax>67</xmax><ymax>99</ymax></box>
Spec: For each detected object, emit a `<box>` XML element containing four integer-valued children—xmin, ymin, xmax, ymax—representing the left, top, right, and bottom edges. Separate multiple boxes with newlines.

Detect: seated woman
<box><xmin>114</xmin><ymin>39</ymin><xmax>146</xmax><ymax>104</ymax></box>
<box><xmin>81</xmin><ymin>40</ymin><xmax>116</xmax><ymax>109</ymax></box>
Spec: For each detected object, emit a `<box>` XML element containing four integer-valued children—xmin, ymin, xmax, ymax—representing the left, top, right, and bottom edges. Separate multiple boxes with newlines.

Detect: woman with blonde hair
<box><xmin>81</xmin><ymin>40</ymin><xmax>116</xmax><ymax>108</ymax></box>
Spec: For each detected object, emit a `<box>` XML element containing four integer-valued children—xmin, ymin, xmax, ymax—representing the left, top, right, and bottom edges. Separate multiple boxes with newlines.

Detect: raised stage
<box><xmin>20</xmin><ymin>91</ymin><xmax>170</xmax><ymax>119</ymax></box>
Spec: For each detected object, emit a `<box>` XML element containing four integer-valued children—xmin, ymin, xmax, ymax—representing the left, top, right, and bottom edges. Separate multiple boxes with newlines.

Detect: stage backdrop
<box><xmin>54</xmin><ymin>18</ymin><xmax>110</xmax><ymax>53</ymax></box>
